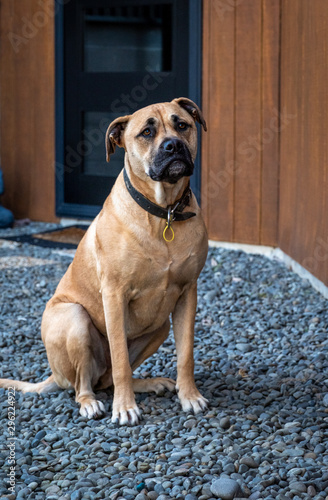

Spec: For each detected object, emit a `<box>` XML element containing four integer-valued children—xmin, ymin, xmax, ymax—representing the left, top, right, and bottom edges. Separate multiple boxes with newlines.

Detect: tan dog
<box><xmin>0</xmin><ymin>98</ymin><xmax>208</xmax><ymax>425</ymax></box>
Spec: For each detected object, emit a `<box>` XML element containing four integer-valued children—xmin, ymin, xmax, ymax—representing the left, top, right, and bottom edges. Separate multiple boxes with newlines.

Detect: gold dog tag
<box><xmin>163</xmin><ymin>206</ymin><xmax>175</xmax><ymax>242</ymax></box>
<box><xmin>163</xmin><ymin>223</ymin><xmax>175</xmax><ymax>242</ymax></box>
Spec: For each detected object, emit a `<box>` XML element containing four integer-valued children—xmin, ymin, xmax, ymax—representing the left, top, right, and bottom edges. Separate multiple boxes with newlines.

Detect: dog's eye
<box><xmin>142</xmin><ymin>128</ymin><xmax>152</xmax><ymax>137</ymax></box>
<box><xmin>178</xmin><ymin>122</ymin><xmax>188</xmax><ymax>130</ymax></box>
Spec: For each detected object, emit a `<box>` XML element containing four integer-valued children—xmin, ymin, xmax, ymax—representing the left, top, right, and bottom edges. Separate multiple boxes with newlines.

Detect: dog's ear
<box><xmin>105</xmin><ymin>115</ymin><xmax>131</xmax><ymax>162</ymax></box>
<box><xmin>173</xmin><ymin>97</ymin><xmax>207</xmax><ymax>131</ymax></box>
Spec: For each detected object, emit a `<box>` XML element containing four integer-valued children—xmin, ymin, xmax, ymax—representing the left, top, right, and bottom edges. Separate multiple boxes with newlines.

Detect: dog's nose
<box><xmin>162</xmin><ymin>138</ymin><xmax>184</xmax><ymax>154</ymax></box>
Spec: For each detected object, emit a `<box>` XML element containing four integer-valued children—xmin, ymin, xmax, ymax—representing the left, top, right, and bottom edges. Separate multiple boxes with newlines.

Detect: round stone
<box><xmin>307</xmin><ymin>485</ymin><xmax>316</xmax><ymax>497</ymax></box>
<box><xmin>240</xmin><ymin>456</ymin><xmax>259</xmax><ymax>468</ymax></box>
<box><xmin>147</xmin><ymin>492</ymin><xmax>159</xmax><ymax>500</ymax></box>
<box><xmin>35</xmin><ymin>430</ymin><xmax>47</xmax><ymax>441</ymax></box>
<box><xmin>27</xmin><ymin>482</ymin><xmax>38</xmax><ymax>490</ymax></box>
<box><xmin>211</xmin><ymin>477</ymin><xmax>241</xmax><ymax>499</ymax></box>
<box><xmin>289</xmin><ymin>481</ymin><xmax>307</xmax><ymax>493</ymax></box>
<box><xmin>219</xmin><ymin>417</ymin><xmax>231</xmax><ymax>429</ymax></box>
<box><xmin>135</xmin><ymin>494</ymin><xmax>148</xmax><ymax>500</ymax></box>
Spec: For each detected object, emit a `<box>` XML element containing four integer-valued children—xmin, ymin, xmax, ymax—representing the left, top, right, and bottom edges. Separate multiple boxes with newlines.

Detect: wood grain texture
<box><xmin>202</xmin><ymin>0</ymin><xmax>280</xmax><ymax>245</ymax></box>
<box><xmin>201</xmin><ymin>0</ymin><xmax>235</xmax><ymax>241</ymax></box>
<box><xmin>234</xmin><ymin>0</ymin><xmax>262</xmax><ymax>243</ymax></box>
<box><xmin>279</xmin><ymin>0</ymin><xmax>328</xmax><ymax>286</ymax></box>
<box><xmin>0</xmin><ymin>0</ymin><xmax>57</xmax><ymax>221</ymax></box>
<box><xmin>260</xmin><ymin>0</ymin><xmax>280</xmax><ymax>246</ymax></box>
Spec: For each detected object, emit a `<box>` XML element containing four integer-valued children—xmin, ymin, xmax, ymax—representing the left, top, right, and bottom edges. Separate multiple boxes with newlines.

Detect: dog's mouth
<box><xmin>149</xmin><ymin>148</ymin><xmax>194</xmax><ymax>184</ymax></box>
<box><xmin>149</xmin><ymin>159</ymin><xmax>193</xmax><ymax>184</ymax></box>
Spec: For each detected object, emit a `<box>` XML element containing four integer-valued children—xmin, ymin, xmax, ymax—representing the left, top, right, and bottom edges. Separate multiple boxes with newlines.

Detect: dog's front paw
<box><xmin>80</xmin><ymin>400</ymin><xmax>106</xmax><ymax>419</ymax></box>
<box><xmin>178</xmin><ymin>386</ymin><xmax>208</xmax><ymax>414</ymax></box>
<box><xmin>111</xmin><ymin>404</ymin><xmax>141</xmax><ymax>426</ymax></box>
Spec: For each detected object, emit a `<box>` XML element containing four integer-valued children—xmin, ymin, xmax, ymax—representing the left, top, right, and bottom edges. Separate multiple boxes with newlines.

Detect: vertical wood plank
<box><xmin>201</xmin><ymin>0</ymin><xmax>235</xmax><ymax>241</ymax></box>
<box><xmin>201</xmin><ymin>0</ymin><xmax>210</xmax><ymax>230</ymax></box>
<box><xmin>260</xmin><ymin>0</ymin><xmax>280</xmax><ymax>246</ymax></box>
<box><xmin>0</xmin><ymin>0</ymin><xmax>56</xmax><ymax>222</ymax></box>
<box><xmin>30</xmin><ymin>0</ymin><xmax>56</xmax><ymax>221</ymax></box>
<box><xmin>279</xmin><ymin>0</ymin><xmax>303</xmax><ymax>259</ymax></box>
<box><xmin>234</xmin><ymin>0</ymin><xmax>262</xmax><ymax>243</ymax></box>
<box><xmin>11</xmin><ymin>0</ymin><xmax>34</xmax><ymax>217</ymax></box>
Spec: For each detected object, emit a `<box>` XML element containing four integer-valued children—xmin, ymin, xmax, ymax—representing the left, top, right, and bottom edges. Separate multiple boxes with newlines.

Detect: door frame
<box><xmin>55</xmin><ymin>0</ymin><xmax>203</xmax><ymax>218</ymax></box>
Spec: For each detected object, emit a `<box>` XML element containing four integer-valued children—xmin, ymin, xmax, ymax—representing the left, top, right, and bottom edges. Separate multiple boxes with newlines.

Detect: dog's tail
<box><xmin>0</xmin><ymin>374</ymin><xmax>59</xmax><ymax>394</ymax></box>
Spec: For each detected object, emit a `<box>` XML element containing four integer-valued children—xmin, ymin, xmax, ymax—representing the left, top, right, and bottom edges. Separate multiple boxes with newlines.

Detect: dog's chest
<box><xmin>126</xmin><ymin>245</ymin><xmax>202</xmax><ymax>336</ymax></box>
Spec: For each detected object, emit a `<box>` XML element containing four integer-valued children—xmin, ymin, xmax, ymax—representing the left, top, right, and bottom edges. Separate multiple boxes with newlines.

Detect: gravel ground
<box><xmin>0</xmin><ymin>223</ymin><xmax>328</xmax><ymax>500</ymax></box>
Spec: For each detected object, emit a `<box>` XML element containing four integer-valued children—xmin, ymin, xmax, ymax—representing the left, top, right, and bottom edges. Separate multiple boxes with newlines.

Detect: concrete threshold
<box><xmin>60</xmin><ymin>218</ymin><xmax>91</xmax><ymax>227</ymax></box>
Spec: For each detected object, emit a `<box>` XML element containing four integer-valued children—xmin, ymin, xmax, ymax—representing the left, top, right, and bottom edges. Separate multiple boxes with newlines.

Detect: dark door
<box><xmin>56</xmin><ymin>0</ymin><xmax>202</xmax><ymax>218</ymax></box>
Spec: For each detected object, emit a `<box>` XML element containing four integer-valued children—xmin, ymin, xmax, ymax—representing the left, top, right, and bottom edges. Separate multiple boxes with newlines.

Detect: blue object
<box><xmin>0</xmin><ymin>205</ymin><xmax>14</xmax><ymax>228</ymax></box>
<box><xmin>0</xmin><ymin>167</ymin><xmax>14</xmax><ymax>228</ymax></box>
<box><xmin>0</xmin><ymin>169</ymin><xmax>4</xmax><ymax>195</ymax></box>
<box><xmin>136</xmin><ymin>482</ymin><xmax>145</xmax><ymax>492</ymax></box>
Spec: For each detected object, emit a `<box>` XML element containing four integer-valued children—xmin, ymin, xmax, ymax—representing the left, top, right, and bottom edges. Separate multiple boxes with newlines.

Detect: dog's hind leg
<box><xmin>128</xmin><ymin>320</ymin><xmax>176</xmax><ymax>395</ymax></box>
<box><xmin>42</xmin><ymin>302</ymin><xmax>109</xmax><ymax>419</ymax></box>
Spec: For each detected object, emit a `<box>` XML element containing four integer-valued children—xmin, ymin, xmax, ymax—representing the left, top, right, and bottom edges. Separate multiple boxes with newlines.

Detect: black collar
<box><xmin>123</xmin><ymin>168</ymin><xmax>196</xmax><ymax>222</ymax></box>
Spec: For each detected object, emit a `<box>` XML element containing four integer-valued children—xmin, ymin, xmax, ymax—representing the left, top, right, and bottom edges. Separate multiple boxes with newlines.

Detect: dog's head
<box><xmin>105</xmin><ymin>98</ymin><xmax>207</xmax><ymax>185</ymax></box>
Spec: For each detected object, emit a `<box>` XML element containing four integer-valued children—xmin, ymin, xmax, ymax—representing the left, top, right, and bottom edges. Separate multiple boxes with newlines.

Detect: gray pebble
<box><xmin>223</xmin><ymin>463</ymin><xmax>235</xmax><ymax>474</ymax></box>
<box><xmin>314</xmin><ymin>444</ymin><xmax>325</xmax><ymax>454</ymax></box>
<box><xmin>27</xmin><ymin>482</ymin><xmax>38</xmax><ymax>490</ymax></box>
<box><xmin>240</xmin><ymin>456</ymin><xmax>258</xmax><ymax>468</ymax></box>
<box><xmin>70</xmin><ymin>492</ymin><xmax>82</xmax><ymax>500</ymax></box>
<box><xmin>135</xmin><ymin>494</ymin><xmax>148</xmax><ymax>500</ymax></box>
<box><xmin>183</xmin><ymin>419</ymin><xmax>197</xmax><ymax>429</ymax></box>
<box><xmin>289</xmin><ymin>481</ymin><xmax>307</xmax><ymax>493</ymax></box>
<box><xmin>219</xmin><ymin>416</ymin><xmax>231</xmax><ymax>429</ymax></box>
<box><xmin>147</xmin><ymin>493</ymin><xmax>159</xmax><ymax>500</ymax></box>
<box><xmin>307</xmin><ymin>485</ymin><xmax>316</xmax><ymax>497</ymax></box>
<box><xmin>236</xmin><ymin>343</ymin><xmax>252</xmax><ymax>353</ymax></box>
<box><xmin>211</xmin><ymin>477</ymin><xmax>241</xmax><ymax>499</ymax></box>
<box><xmin>44</xmin><ymin>433</ymin><xmax>59</xmax><ymax>442</ymax></box>
<box><xmin>154</xmin><ymin>484</ymin><xmax>165</xmax><ymax>494</ymax></box>
<box><xmin>35</xmin><ymin>430</ymin><xmax>47</xmax><ymax>440</ymax></box>
<box><xmin>162</xmin><ymin>481</ymin><xmax>172</xmax><ymax>490</ymax></box>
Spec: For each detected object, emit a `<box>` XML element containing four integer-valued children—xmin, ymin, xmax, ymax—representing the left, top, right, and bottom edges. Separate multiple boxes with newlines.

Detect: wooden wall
<box><xmin>0</xmin><ymin>0</ymin><xmax>56</xmax><ymax>221</ymax></box>
<box><xmin>201</xmin><ymin>0</ymin><xmax>280</xmax><ymax>246</ymax></box>
<box><xmin>279</xmin><ymin>0</ymin><xmax>328</xmax><ymax>286</ymax></box>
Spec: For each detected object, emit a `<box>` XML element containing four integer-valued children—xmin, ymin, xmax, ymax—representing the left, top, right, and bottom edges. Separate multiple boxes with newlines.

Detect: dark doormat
<box><xmin>1</xmin><ymin>225</ymin><xmax>89</xmax><ymax>249</ymax></box>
